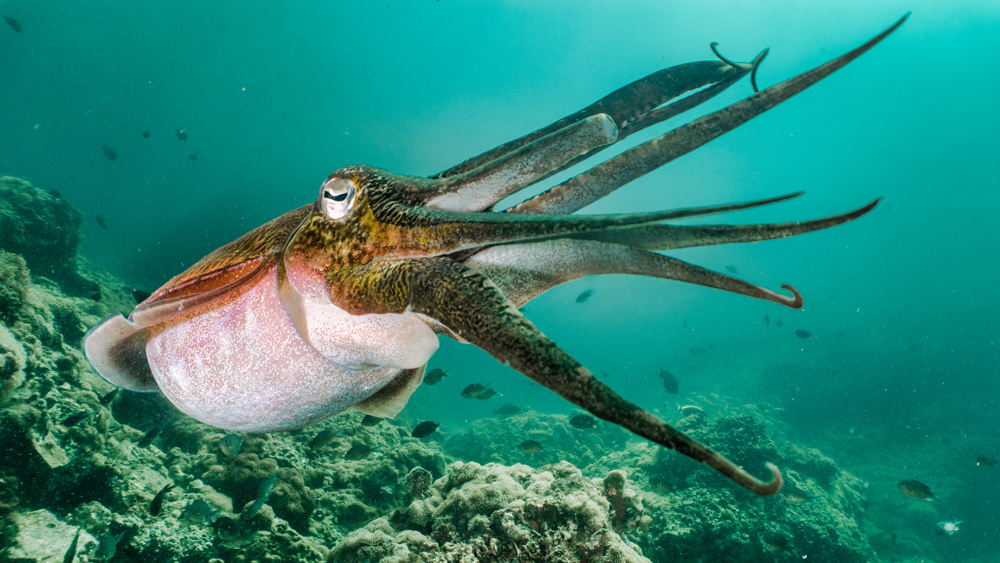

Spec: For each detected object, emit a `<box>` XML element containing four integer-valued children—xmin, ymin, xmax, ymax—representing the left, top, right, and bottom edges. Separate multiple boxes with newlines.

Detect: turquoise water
<box><xmin>2</xmin><ymin>1</ymin><xmax>998</xmax><ymax>562</ymax></box>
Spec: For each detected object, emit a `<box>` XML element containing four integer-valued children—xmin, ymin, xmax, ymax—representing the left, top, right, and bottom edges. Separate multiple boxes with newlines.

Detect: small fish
<box><xmin>678</xmin><ymin>404</ymin><xmax>706</xmax><ymax>418</ymax></box>
<box><xmin>411</xmin><ymin>421</ymin><xmax>440</xmax><ymax>438</ymax></box>
<box><xmin>935</xmin><ymin>520</ymin><xmax>961</xmax><ymax>536</ymax></box>
<box><xmin>476</xmin><ymin>388</ymin><xmax>501</xmax><ymax>400</ymax></box>
<box><xmin>220</xmin><ymin>533</ymin><xmax>258</xmax><ymax>549</ymax></box>
<box><xmin>4</xmin><ymin>16</ymin><xmax>22</xmax><ymax>33</ymax></box>
<box><xmin>131</xmin><ymin>288</ymin><xmax>152</xmax><ymax>304</ymax></box>
<box><xmin>518</xmin><ymin>440</ymin><xmax>544</xmax><ymax>453</ymax></box>
<box><xmin>360</xmin><ymin>415</ymin><xmax>383</xmax><ymax>427</ymax></box>
<box><xmin>99</xmin><ymin>388</ymin><xmax>120</xmax><ymax>405</ymax></box>
<box><xmin>725</xmin><ymin>264</ymin><xmax>738</xmax><ymax>274</ymax></box>
<box><xmin>95</xmin><ymin>215</ymin><xmax>108</xmax><ymax>230</ymax></box>
<box><xmin>219</xmin><ymin>433</ymin><xmax>242</xmax><ymax>458</ymax></box>
<box><xmin>93</xmin><ymin>532</ymin><xmax>125</xmax><ymax>560</ymax></box>
<box><xmin>242</xmin><ymin>494</ymin><xmax>268</xmax><ymax>520</ymax></box>
<box><xmin>63</xmin><ymin>526</ymin><xmax>82</xmax><ymax>563</ymax></box>
<box><xmin>62</xmin><ymin>409</ymin><xmax>98</xmax><ymax>427</ymax></box>
<box><xmin>141</xmin><ymin>130</ymin><xmax>151</xmax><ymax>138</ymax></box>
<box><xmin>216</xmin><ymin>517</ymin><xmax>241</xmax><ymax>541</ymax></box>
<box><xmin>759</xmin><ymin>531</ymin><xmax>794</xmax><ymax>554</ymax></box>
<box><xmin>309</xmin><ymin>428</ymin><xmax>337</xmax><ymax>449</ymax></box>
<box><xmin>570</xmin><ymin>414</ymin><xmax>598</xmax><ymax>429</ymax></box>
<box><xmin>101</xmin><ymin>145</ymin><xmax>118</xmax><ymax>161</ymax></box>
<box><xmin>599</xmin><ymin>371</ymin><xmax>611</xmax><ymax>378</ymax></box>
<box><xmin>344</xmin><ymin>444</ymin><xmax>373</xmax><ymax>460</ymax></box>
<box><xmin>779</xmin><ymin>483</ymin><xmax>815</xmax><ymax>503</ymax></box>
<box><xmin>218</xmin><ymin>518</ymin><xmax>258</xmax><ymax>549</ymax></box>
<box><xmin>795</xmin><ymin>329</ymin><xmax>812</xmax><ymax>339</ymax></box>
<box><xmin>764</xmin><ymin>314</ymin><xmax>770</xmax><ymax>327</ymax></box>
<box><xmin>658</xmin><ymin>367</ymin><xmax>679</xmax><ymax>394</ymax></box>
<box><xmin>175</xmin><ymin>129</ymin><xmax>187</xmax><ymax>141</ymax></box>
<box><xmin>48</xmin><ymin>189</ymin><xmax>63</xmax><ymax>199</ymax></box>
<box><xmin>188</xmin><ymin>154</ymin><xmax>198</xmax><ymax>161</ymax></box>
<box><xmin>138</xmin><ymin>417</ymin><xmax>176</xmax><ymax>447</ymax></box>
<box><xmin>150</xmin><ymin>483</ymin><xmax>174</xmax><ymax>516</ymax></box>
<box><xmin>776</xmin><ymin>319</ymin><xmax>783</xmax><ymax>327</ymax></box>
<box><xmin>424</xmin><ymin>368</ymin><xmax>449</xmax><ymax>385</ymax></box>
<box><xmin>688</xmin><ymin>347</ymin><xmax>706</xmax><ymax>354</ymax></box>
<box><xmin>241</xmin><ymin>474</ymin><xmax>277</xmax><ymax>520</ymax></box>
<box><xmin>256</xmin><ymin>473</ymin><xmax>278</xmax><ymax>500</ymax></box>
<box><xmin>493</xmin><ymin>404</ymin><xmax>522</xmax><ymax>416</ymax></box>
<box><xmin>181</xmin><ymin>500</ymin><xmax>220</xmax><ymax>525</ymax></box>
<box><xmin>898</xmin><ymin>479</ymin><xmax>936</xmax><ymax>500</ymax></box>
<box><xmin>976</xmin><ymin>454</ymin><xmax>998</xmax><ymax>467</ymax></box>
<box><xmin>575</xmin><ymin>289</ymin><xmax>594</xmax><ymax>303</ymax></box>
<box><xmin>461</xmin><ymin>383</ymin><xmax>490</xmax><ymax>399</ymax></box>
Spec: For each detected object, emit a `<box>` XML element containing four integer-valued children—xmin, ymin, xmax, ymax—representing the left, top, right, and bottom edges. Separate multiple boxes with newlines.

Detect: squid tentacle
<box><xmin>373</xmin><ymin>196</ymin><xmax>789</xmax><ymax>260</ymax></box>
<box><xmin>433</xmin><ymin>58</ymin><xmax>756</xmax><ymax>181</ymax></box>
<box><xmin>711</xmin><ymin>42</ymin><xmax>769</xmax><ymax>92</ymax></box>
<box><xmin>507</xmin><ymin>13</ymin><xmax>909</xmax><ymax>216</ymax></box>
<box><xmin>575</xmin><ymin>198</ymin><xmax>880</xmax><ymax>251</ymax></box>
<box><xmin>465</xmin><ymin>239</ymin><xmax>803</xmax><ymax>309</ymax></box>
<box><xmin>423</xmin><ymin>114</ymin><xmax>618</xmax><ymax>213</ymax></box>
<box><xmin>546</xmin><ymin>47</ymin><xmax>770</xmax><ymax>181</ymax></box>
<box><xmin>328</xmin><ymin>257</ymin><xmax>782</xmax><ymax>495</ymax></box>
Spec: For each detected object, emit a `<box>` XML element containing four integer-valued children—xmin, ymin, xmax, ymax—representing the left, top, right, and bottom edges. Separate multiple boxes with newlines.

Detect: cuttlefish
<box><xmin>84</xmin><ymin>15</ymin><xmax>907</xmax><ymax>495</ymax></box>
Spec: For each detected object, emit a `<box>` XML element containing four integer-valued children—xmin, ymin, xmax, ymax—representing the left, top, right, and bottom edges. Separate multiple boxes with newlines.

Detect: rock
<box><xmin>0</xmin><ymin>324</ymin><xmax>26</xmax><ymax>400</ymax></box>
<box><xmin>0</xmin><ymin>176</ymin><xmax>99</xmax><ymax>299</ymax></box>
<box><xmin>2</xmin><ymin>509</ymin><xmax>97</xmax><ymax>562</ymax></box>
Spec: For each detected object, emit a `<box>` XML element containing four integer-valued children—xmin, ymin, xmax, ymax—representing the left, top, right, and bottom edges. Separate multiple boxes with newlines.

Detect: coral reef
<box><xmin>0</xmin><ymin>176</ymin><xmax>100</xmax><ymax>299</ymax></box>
<box><xmin>445</xmin><ymin>410</ymin><xmax>629</xmax><ymax>468</ymax></box>
<box><xmin>330</xmin><ymin>461</ymin><xmax>650</xmax><ymax>563</ymax></box>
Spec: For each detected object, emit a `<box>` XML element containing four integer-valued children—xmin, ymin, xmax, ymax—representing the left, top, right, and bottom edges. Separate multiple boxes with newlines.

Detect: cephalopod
<box><xmin>84</xmin><ymin>15</ymin><xmax>907</xmax><ymax>495</ymax></box>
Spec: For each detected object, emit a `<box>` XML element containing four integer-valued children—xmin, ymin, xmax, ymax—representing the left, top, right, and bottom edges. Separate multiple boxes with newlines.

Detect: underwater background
<box><xmin>1</xmin><ymin>1</ymin><xmax>998</xmax><ymax>562</ymax></box>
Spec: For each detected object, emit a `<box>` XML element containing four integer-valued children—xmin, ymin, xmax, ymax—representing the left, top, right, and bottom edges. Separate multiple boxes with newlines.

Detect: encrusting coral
<box><xmin>334</xmin><ymin>460</ymin><xmax>652</xmax><ymax>563</ymax></box>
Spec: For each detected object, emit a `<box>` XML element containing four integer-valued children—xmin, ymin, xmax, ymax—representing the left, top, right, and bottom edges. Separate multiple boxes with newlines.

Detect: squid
<box><xmin>84</xmin><ymin>15</ymin><xmax>908</xmax><ymax>495</ymax></box>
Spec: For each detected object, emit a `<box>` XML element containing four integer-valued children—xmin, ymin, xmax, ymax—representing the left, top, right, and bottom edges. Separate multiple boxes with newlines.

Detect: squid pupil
<box><xmin>326</xmin><ymin>191</ymin><xmax>348</xmax><ymax>202</ymax></box>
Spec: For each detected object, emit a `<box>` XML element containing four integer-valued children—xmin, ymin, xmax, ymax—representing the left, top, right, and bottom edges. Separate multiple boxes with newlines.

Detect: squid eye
<box><xmin>319</xmin><ymin>178</ymin><xmax>357</xmax><ymax>219</ymax></box>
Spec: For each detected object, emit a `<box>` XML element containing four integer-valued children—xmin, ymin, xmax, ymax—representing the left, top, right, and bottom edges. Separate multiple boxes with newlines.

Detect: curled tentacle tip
<box><xmin>759</xmin><ymin>462</ymin><xmax>784</xmax><ymax>496</ymax></box>
<box><xmin>709</xmin><ymin>42</ymin><xmax>739</xmax><ymax>69</ymax></box>
<box><xmin>779</xmin><ymin>284</ymin><xmax>804</xmax><ymax>309</ymax></box>
<box><xmin>750</xmin><ymin>48</ymin><xmax>769</xmax><ymax>93</ymax></box>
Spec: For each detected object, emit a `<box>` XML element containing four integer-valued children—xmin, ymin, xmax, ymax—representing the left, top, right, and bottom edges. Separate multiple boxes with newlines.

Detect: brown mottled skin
<box><xmin>113</xmin><ymin>15</ymin><xmax>908</xmax><ymax>496</ymax></box>
<box><xmin>143</xmin><ymin>206</ymin><xmax>311</xmax><ymax>305</ymax></box>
